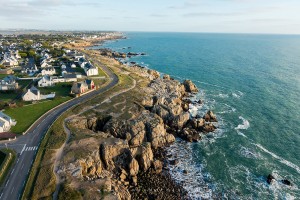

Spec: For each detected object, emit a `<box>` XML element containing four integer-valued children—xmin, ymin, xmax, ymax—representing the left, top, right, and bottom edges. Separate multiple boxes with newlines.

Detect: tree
<box><xmin>28</xmin><ymin>49</ymin><xmax>36</xmax><ymax>57</ymax></box>
<box><xmin>19</xmin><ymin>52</ymin><xmax>28</xmax><ymax>58</ymax></box>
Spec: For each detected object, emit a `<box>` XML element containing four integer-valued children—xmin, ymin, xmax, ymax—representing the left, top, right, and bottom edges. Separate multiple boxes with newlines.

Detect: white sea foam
<box><xmin>235</xmin><ymin>116</ymin><xmax>250</xmax><ymax>130</ymax></box>
<box><xmin>232</xmin><ymin>91</ymin><xmax>244</xmax><ymax>99</ymax></box>
<box><xmin>217</xmin><ymin>103</ymin><xmax>236</xmax><ymax>114</ymax></box>
<box><xmin>188</xmin><ymin>104</ymin><xmax>199</xmax><ymax>117</ymax></box>
<box><xmin>237</xmin><ymin>131</ymin><xmax>247</xmax><ymax>138</ymax></box>
<box><xmin>218</xmin><ymin>93</ymin><xmax>229</xmax><ymax>98</ymax></box>
<box><xmin>166</xmin><ymin>140</ymin><xmax>216</xmax><ymax>199</ymax></box>
<box><xmin>239</xmin><ymin>146</ymin><xmax>261</xmax><ymax>159</ymax></box>
<box><xmin>253</xmin><ymin>143</ymin><xmax>300</xmax><ymax>174</ymax></box>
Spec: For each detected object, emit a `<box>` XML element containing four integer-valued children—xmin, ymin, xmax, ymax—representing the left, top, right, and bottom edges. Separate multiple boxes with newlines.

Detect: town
<box><xmin>0</xmin><ymin>32</ymin><xmax>120</xmax><ymax>135</ymax></box>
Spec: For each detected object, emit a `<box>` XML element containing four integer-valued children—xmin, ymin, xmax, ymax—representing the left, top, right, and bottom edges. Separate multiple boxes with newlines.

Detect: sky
<box><xmin>1</xmin><ymin>0</ymin><xmax>300</xmax><ymax>34</ymax></box>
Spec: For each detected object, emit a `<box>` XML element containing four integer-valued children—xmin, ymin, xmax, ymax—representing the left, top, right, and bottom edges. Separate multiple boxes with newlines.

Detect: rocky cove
<box><xmin>56</xmin><ymin>49</ymin><xmax>219</xmax><ymax>199</ymax></box>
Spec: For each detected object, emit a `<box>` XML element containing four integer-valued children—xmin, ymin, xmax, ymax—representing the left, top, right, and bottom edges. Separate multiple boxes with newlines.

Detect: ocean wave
<box><xmin>217</xmin><ymin>103</ymin><xmax>236</xmax><ymax>114</ymax></box>
<box><xmin>239</xmin><ymin>146</ymin><xmax>261</xmax><ymax>159</ymax></box>
<box><xmin>166</xmin><ymin>140</ymin><xmax>216</xmax><ymax>199</ymax></box>
<box><xmin>217</xmin><ymin>93</ymin><xmax>229</xmax><ymax>98</ymax></box>
<box><xmin>235</xmin><ymin>116</ymin><xmax>250</xmax><ymax>130</ymax></box>
<box><xmin>253</xmin><ymin>143</ymin><xmax>300</xmax><ymax>174</ymax></box>
<box><xmin>237</xmin><ymin>131</ymin><xmax>248</xmax><ymax>138</ymax></box>
<box><xmin>232</xmin><ymin>91</ymin><xmax>244</xmax><ymax>99</ymax></box>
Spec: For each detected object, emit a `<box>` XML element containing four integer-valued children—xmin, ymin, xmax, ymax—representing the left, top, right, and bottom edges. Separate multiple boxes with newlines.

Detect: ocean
<box><xmin>94</xmin><ymin>32</ymin><xmax>300</xmax><ymax>199</ymax></box>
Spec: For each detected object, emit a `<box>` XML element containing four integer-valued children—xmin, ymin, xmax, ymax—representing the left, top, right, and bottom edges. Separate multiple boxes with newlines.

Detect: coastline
<box><xmin>83</xmin><ymin>36</ymin><xmax>219</xmax><ymax>199</ymax></box>
<box><xmin>43</xmin><ymin>34</ymin><xmax>220</xmax><ymax>200</ymax></box>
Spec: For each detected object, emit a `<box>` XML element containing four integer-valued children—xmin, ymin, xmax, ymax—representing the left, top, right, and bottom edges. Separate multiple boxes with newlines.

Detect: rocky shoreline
<box><xmin>57</xmin><ymin>43</ymin><xmax>219</xmax><ymax>199</ymax></box>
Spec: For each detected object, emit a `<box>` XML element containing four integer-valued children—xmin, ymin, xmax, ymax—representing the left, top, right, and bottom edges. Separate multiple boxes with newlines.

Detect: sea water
<box><xmin>94</xmin><ymin>32</ymin><xmax>300</xmax><ymax>199</ymax></box>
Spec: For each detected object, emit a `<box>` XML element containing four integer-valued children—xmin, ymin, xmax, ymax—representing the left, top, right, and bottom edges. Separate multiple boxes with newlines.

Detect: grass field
<box><xmin>4</xmin><ymin>96</ymin><xmax>72</xmax><ymax>134</ymax></box>
<box><xmin>0</xmin><ymin>74</ymin><xmax>8</xmax><ymax>79</ymax></box>
<box><xmin>38</xmin><ymin>83</ymin><xmax>72</xmax><ymax>97</ymax></box>
<box><xmin>0</xmin><ymin>149</ymin><xmax>16</xmax><ymax>186</ymax></box>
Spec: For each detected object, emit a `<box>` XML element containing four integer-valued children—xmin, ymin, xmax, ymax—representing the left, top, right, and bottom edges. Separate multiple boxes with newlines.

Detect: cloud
<box><xmin>183</xmin><ymin>12</ymin><xmax>242</xmax><ymax>17</ymax></box>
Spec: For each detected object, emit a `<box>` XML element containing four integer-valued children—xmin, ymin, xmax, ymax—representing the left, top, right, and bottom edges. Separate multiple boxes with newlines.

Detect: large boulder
<box><xmin>128</xmin><ymin>120</ymin><xmax>146</xmax><ymax>147</ymax></box>
<box><xmin>100</xmin><ymin>139</ymin><xmax>130</xmax><ymax>170</ymax></box>
<box><xmin>172</xmin><ymin>112</ymin><xmax>190</xmax><ymax>130</ymax></box>
<box><xmin>183</xmin><ymin>80</ymin><xmax>199</xmax><ymax>93</ymax></box>
<box><xmin>148</xmin><ymin>69</ymin><xmax>160</xmax><ymax>80</ymax></box>
<box><xmin>179</xmin><ymin>128</ymin><xmax>201</xmax><ymax>142</ymax></box>
<box><xmin>129</xmin><ymin>158</ymin><xmax>139</xmax><ymax>176</ymax></box>
<box><xmin>204</xmin><ymin>110</ymin><xmax>218</xmax><ymax>122</ymax></box>
<box><xmin>153</xmin><ymin>160</ymin><xmax>163</xmax><ymax>174</ymax></box>
<box><xmin>137</xmin><ymin>143</ymin><xmax>153</xmax><ymax>171</ymax></box>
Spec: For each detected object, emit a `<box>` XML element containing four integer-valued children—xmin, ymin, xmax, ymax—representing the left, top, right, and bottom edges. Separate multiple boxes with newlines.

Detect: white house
<box><xmin>38</xmin><ymin>75</ymin><xmax>54</xmax><ymax>87</ymax></box>
<box><xmin>0</xmin><ymin>112</ymin><xmax>16</xmax><ymax>133</ymax></box>
<box><xmin>41</xmin><ymin>67</ymin><xmax>56</xmax><ymax>76</ymax></box>
<box><xmin>22</xmin><ymin>86</ymin><xmax>41</xmax><ymax>101</ymax></box>
<box><xmin>41</xmin><ymin>62</ymin><xmax>52</xmax><ymax>68</ymax></box>
<box><xmin>71</xmin><ymin>63</ymin><xmax>76</xmax><ymax>68</ymax></box>
<box><xmin>83</xmin><ymin>63</ymin><xmax>98</xmax><ymax>76</ymax></box>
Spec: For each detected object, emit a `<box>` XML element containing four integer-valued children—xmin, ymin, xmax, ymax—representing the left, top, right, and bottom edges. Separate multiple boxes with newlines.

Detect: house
<box><xmin>22</xmin><ymin>86</ymin><xmax>41</xmax><ymax>101</ymax></box>
<box><xmin>85</xmin><ymin>79</ymin><xmax>95</xmax><ymax>89</ymax></box>
<box><xmin>0</xmin><ymin>51</ymin><xmax>19</xmax><ymax>67</ymax></box>
<box><xmin>41</xmin><ymin>62</ymin><xmax>52</xmax><ymax>68</ymax></box>
<box><xmin>71</xmin><ymin>63</ymin><xmax>76</xmax><ymax>68</ymax></box>
<box><xmin>83</xmin><ymin>63</ymin><xmax>98</xmax><ymax>76</ymax></box>
<box><xmin>21</xmin><ymin>64</ymin><xmax>38</xmax><ymax>76</ymax></box>
<box><xmin>41</xmin><ymin>67</ymin><xmax>56</xmax><ymax>76</ymax></box>
<box><xmin>0</xmin><ymin>75</ymin><xmax>18</xmax><ymax>91</ymax></box>
<box><xmin>0</xmin><ymin>112</ymin><xmax>16</xmax><ymax>133</ymax></box>
<box><xmin>71</xmin><ymin>81</ymin><xmax>88</xmax><ymax>94</ymax></box>
<box><xmin>38</xmin><ymin>75</ymin><xmax>54</xmax><ymax>87</ymax></box>
<box><xmin>22</xmin><ymin>86</ymin><xmax>55</xmax><ymax>101</ymax></box>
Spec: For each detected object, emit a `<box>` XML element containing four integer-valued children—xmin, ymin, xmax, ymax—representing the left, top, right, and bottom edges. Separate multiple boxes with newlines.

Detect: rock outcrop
<box><xmin>183</xmin><ymin>79</ymin><xmax>199</xmax><ymax>93</ymax></box>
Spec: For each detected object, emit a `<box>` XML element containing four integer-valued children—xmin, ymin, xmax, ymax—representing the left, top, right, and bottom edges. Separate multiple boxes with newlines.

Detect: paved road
<box><xmin>0</xmin><ymin>59</ymin><xmax>118</xmax><ymax>200</ymax></box>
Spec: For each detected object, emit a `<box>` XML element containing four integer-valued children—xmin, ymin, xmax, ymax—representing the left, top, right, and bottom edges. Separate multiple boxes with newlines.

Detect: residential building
<box><xmin>41</xmin><ymin>67</ymin><xmax>56</xmax><ymax>76</ymax></box>
<box><xmin>85</xmin><ymin>79</ymin><xmax>95</xmax><ymax>89</ymax></box>
<box><xmin>71</xmin><ymin>81</ymin><xmax>88</xmax><ymax>94</ymax></box>
<box><xmin>0</xmin><ymin>112</ymin><xmax>16</xmax><ymax>133</ymax></box>
<box><xmin>22</xmin><ymin>86</ymin><xmax>41</xmax><ymax>101</ymax></box>
<box><xmin>38</xmin><ymin>75</ymin><xmax>54</xmax><ymax>87</ymax></box>
<box><xmin>83</xmin><ymin>63</ymin><xmax>98</xmax><ymax>76</ymax></box>
<box><xmin>0</xmin><ymin>75</ymin><xmax>18</xmax><ymax>91</ymax></box>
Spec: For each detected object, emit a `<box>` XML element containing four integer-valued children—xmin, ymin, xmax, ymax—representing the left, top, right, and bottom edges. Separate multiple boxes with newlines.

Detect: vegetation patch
<box><xmin>4</xmin><ymin>97</ymin><xmax>72</xmax><ymax>134</ymax></box>
<box><xmin>0</xmin><ymin>149</ymin><xmax>16</xmax><ymax>186</ymax></box>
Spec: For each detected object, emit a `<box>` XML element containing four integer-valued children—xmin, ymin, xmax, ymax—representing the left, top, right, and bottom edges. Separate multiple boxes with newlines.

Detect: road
<box><xmin>0</xmin><ymin>59</ymin><xmax>118</xmax><ymax>200</ymax></box>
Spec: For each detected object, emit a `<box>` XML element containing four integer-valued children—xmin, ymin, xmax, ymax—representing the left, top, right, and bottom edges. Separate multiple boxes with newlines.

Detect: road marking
<box><xmin>5</xmin><ymin>180</ymin><xmax>9</xmax><ymax>187</ymax></box>
<box><xmin>20</xmin><ymin>144</ymin><xmax>27</xmax><ymax>155</ymax></box>
<box><xmin>21</xmin><ymin>163</ymin><xmax>24</xmax><ymax>170</ymax></box>
<box><xmin>17</xmin><ymin>158</ymin><xmax>19</xmax><ymax>163</ymax></box>
<box><xmin>37</xmin><ymin>124</ymin><xmax>40</xmax><ymax>128</ymax></box>
<box><xmin>0</xmin><ymin>193</ymin><xmax>3</xmax><ymax>199</ymax></box>
<box><xmin>11</xmin><ymin>187</ymin><xmax>14</xmax><ymax>194</ymax></box>
<box><xmin>11</xmin><ymin>168</ymin><xmax>15</xmax><ymax>174</ymax></box>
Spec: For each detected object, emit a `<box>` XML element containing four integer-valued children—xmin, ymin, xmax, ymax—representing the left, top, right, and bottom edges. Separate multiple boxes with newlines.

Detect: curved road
<box><xmin>0</xmin><ymin>59</ymin><xmax>118</xmax><ymax>200</ymax></box>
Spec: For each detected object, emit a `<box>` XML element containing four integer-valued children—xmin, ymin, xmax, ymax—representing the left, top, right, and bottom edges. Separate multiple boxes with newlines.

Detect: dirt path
<box><xmin>52</xmin><ymin>76</ymin><xmax>136</xmax><ymax>199</ymax></box>
<box><xmin>52</xmin><ymin>117</ymin><xmax>73</xmax><ymax>200</ymax></box>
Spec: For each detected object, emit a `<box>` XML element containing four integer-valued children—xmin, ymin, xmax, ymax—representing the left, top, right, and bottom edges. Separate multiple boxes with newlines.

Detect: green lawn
<box><xmin>38</xmin><ymin>83</ymin><xmax>72</xmax><ymax>97</ymax></box>
<box><xmin>4</xmin><ymin>96</ymin><xmax>72</xmax><ymax>134</ymax></box>
<box><xmin>0</xmin><ymin>74</ymin><xmax>7</xmax><ymax>79</ymax></box>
